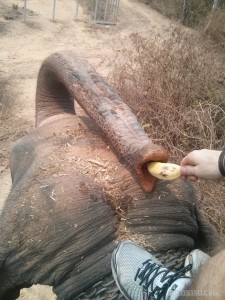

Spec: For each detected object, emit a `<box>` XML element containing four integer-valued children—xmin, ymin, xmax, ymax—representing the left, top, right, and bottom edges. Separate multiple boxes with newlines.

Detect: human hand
<box><xmin>180</xmin><ymin>149</ymin><xmax>222</xmax><ymax>181</ymax></box>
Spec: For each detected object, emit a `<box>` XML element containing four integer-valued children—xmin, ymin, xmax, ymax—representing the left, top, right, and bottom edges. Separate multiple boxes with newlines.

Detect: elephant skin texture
<box><xmin>0</xmin><ymin>51</ymin><xmax>222</xmax><ymax>300</ymax></box>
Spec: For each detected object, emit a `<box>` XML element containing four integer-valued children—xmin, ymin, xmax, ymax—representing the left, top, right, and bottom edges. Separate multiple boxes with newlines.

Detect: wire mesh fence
<box><xmin>22</xmin><ymin>0</ymin><xmax>120</xmax><ymax>25</ymax></box>
<box><xmin>91</xmin><ymin>0</ymin><xmax>120</xmax><ymax>25</ymax></box>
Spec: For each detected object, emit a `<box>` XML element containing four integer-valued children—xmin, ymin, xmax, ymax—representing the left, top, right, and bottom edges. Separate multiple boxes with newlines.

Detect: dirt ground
<box><xmin>0</xmin><ymin>0</ymin><xmax>188</xmax><ymax>299</ymax></box>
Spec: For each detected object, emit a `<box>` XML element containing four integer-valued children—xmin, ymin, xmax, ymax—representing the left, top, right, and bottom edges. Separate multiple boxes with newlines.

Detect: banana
<box><xmin>147</xmin><ymin>162</ymin><xmax>181</xmax><ymax>181</ymax></box>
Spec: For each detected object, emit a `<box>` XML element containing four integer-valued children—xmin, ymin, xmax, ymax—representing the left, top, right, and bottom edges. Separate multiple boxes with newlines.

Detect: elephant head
<box><xmin>0</xmin><ymin>51</ymin><xmax>222</xmax><ymax>300</ymax></box>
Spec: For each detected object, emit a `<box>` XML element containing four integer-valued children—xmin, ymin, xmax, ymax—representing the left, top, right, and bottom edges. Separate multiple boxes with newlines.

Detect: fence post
<box><xmin>104</xmin><ymin>0</ymin><xmax>109</xmax><ymax>21</ymax></box>
<box><xmin>94</xmin><ymin>0</ymin><xmax>99</xmax><ymax>21</ymax></box>
<box><xmin>115</xmin><ymin>0</ymin><xmax>120</xmax><ymax>21</ymax></box>
<box><xmin>52</xmin><ymin>0</ymin><xmax>57</xmax><ymax>21</ymax></box>
<box><xmin>75</xmin><ymin>0</ymin><xmax>79</xmax><ymax>20</ymax></box>
<box><xmin>24</xmin><ymin>0</ymin><xmax>27</xmax><ymax>22</ymax></box>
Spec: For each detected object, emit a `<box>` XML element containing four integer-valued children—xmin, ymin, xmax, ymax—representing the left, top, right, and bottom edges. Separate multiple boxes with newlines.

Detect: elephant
<box><xmin>0</xmin><ymin>50</ymin><xmax>222</xmax><ymax>300</ymax></box>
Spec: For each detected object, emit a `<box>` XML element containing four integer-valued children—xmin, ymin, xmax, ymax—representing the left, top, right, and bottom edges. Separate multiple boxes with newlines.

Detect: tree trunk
<box><xmin>205</xmin><ymin>0</ymin><xmax>220</xmax><ymax>33</ymax></box>
<box><xmin>181</xmin><ymin>0</ymin><xmax>189</xmax><ymax>24</ymax></box>
<box><xmin>212</xmin><ymin>0</ymin><xmax>219</xmax><ymax>10</ymax></box>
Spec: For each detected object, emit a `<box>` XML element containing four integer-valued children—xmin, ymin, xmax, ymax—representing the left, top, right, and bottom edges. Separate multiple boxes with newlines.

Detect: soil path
<box><xmin>0</xmin><ymin>0</ymin><xmax>175</xmax><ymax>298</ymax></box>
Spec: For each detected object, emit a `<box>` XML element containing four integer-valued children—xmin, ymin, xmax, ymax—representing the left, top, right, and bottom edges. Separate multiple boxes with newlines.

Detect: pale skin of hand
<box><xmin>180</xmin><ymin>149</ymin><xmax>222</xmax><ymax>181</ymax></box>
<box><xmin>180</xmin><ymin>150</ymin><xmax>225</xmax><ymax>300</ymax></box>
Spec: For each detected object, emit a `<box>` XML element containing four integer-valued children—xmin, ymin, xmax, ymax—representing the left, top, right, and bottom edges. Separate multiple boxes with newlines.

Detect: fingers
<box><xmin>181</xmin><ymin>175</ymin><xmax>198</xmax><ymax>181</ymax></box>
<box><xmin>180</xmin><ymin>149</ymin><xmax>222</xmax><ymax>180</ymax></box>
<box><xmin>184</xmin><ymin>175</ymin><xmax>198</xmax><ymax>181</ymax></box>
<box><xmin>180</xmin><ymin>166</ymin><xmax>199</xmax><ymax>181</ymax></box>
<box><xmin>188</xmin><ymin>175</ymin><xmax>198</xmax><ymax>181</ymax></box>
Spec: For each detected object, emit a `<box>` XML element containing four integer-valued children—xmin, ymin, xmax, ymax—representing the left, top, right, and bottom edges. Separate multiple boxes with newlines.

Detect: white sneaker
<box><xmin>111</xmin><ymin>240</ymin><xmax>192</xmax><ymax>300</ymax></box>
<box><xmin>184</xmin><ymin>249</ymin><xmax>210</xmax><ymax>277</ymax></box>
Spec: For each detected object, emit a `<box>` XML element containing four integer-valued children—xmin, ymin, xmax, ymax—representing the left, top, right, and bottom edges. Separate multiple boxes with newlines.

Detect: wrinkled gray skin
<box><xmin>0</xmin><ymin>51</ymin><xmax>222</xmax><ymax>300</ymax></box>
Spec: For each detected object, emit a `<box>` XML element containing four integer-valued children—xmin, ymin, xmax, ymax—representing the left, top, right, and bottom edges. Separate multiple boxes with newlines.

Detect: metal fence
<box><xmin>23</xmin><ymin>0</ymin><xmax>58</xmax><ymax>22</ymax></box>
<box><xmin>23</xmin><ymin>0</ymin><xmax>120</xmax><ymax>25</ymax></box>
<box><xmin>91</xmin><ymin>0</ymin><xmax>120</xmax><ymax>25</ymax></box>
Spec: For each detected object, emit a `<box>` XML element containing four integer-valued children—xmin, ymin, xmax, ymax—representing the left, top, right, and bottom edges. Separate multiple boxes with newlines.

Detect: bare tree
<box><xmin>212</xmin><ymin>0</ymin><xmax>219</xmax><ymax>10</ymax></box>
<box><xmin>181</xmin><ymin>0</ymin><xmax>190</xmax><ymax>24</ymax></box>
<box><xmin>204</xmin><ymin>0</ymin><xmax>220</xmax><ymax>34</ymax></box>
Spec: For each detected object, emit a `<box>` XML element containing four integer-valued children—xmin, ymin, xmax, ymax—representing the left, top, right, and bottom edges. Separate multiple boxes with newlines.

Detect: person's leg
<box><xmin>186</xmin><ymin>249</ymin><xmax>225</xmax><ymax>300</ymax></box>
<box><xmin>111</xmin><ymin>240</ymin><xmax>224</xmax><ymax>300</ymax></box>
<box><xmin>111</xmin><ymin>240</ymin><xmax>193</xmax><ymax>300</ymax></box>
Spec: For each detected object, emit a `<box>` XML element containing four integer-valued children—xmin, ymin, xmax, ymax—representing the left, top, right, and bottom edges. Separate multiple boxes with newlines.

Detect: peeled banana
<box><xmin>147</xmin><ymin>162</ymin><xmax>181</xmax><ymax>181</ymax></box>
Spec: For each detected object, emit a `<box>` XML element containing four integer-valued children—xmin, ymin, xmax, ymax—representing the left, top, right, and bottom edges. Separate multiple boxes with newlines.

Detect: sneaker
<box><xmin>184</xmin><ymin>249</ymin><xmax>210</xmax><ymax>277</ymax></box>
<box><xmin>111</xmin><ymin>240</ymin><xmax>192</xmax><ymax>300</ymax></box>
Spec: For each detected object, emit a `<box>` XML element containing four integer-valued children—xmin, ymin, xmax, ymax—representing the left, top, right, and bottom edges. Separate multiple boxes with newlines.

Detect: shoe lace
<box><xmin>134</xmin><ymin>259</ymin><xmax>192</xmax><ymax>300</ymax></box>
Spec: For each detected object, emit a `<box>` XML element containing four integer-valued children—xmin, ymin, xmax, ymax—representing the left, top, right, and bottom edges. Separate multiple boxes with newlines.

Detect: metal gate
<box><xmin>22</xmin><ymin>0</ymin><xmax>120</xmax><ymax>24</ymax></box>
<box><xmin>91</xmin><ymin>0</ymin><xmax>120</xmax><ymax>25</ymax></box>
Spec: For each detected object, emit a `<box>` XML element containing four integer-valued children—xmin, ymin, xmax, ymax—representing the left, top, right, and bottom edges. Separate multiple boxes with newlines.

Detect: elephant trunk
<box><xmin>36</xmin><ymin>51</ymin><xmax>168</xmax><ymax>192</ymax></box>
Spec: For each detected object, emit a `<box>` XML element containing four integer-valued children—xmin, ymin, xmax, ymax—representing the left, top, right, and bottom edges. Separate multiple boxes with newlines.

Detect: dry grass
<box><xmin>0</xmin><ymin>77</ymin><xmax>28</xmax><ymax>173</ymax></box>
<box><xmin>0</xmin><ymin>77</ymin><xmax>12</xmax><ymax>121</ymax></box>
<box><xmin>110</xmin><ymin>29</ymin><xmax>225</xmax><ymax>239</ymax></box>
<box><xmin>0</xmin><ymin>78</ymin><xmax>12</xmax><ymax>171</ymax></box>
<box><xmin>141</xmin><ymin>0</ymin><xmax>211</xmax><ymax>23</ymax></box>
<box><xmin>139</xmin><ymin>0</ymin><xmax>183</xmax><ymax>20</ymax></box>
<box><xmin>78</xmin><ymin>0</ymin><xmax>93</xmax><ymax>14</ymax></box>
<box><xmin>139</xmin><ymin>0</ymin><xmax>225</xmax><ymax>47</ymax></box>
<box><xmin>204</xmin><ymin>9</ymin><xmax>225</xmax><ymax>48</ymax></box>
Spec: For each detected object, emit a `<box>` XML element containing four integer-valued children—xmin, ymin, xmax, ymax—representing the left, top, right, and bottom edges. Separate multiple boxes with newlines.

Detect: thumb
<box><xmin>180</xmin><ymin>165</ymin><xmax>197</xmax><ymax>177</ymax></box>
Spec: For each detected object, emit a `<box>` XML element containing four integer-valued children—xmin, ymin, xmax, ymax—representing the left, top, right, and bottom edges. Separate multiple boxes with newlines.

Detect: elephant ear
<box><xmin>0</xmin><ymin>246</ymin><xmax>13</xmax><ymax>299</ymax></box>
<box><xmin>0</xmin><ymin>245</ymin><xmax>31</xmax><ymax>300</ymax></box>
<box><xmin>0</xmin><ymin>246</ymin><xmax>5</xmax><ymax>270</ymax></box>
<box><xmin>194</xmin><ymin>206</ymin><xmax>223</xmax><ymax>255</ymax></box>
<box><xmin>9</xmin><ymin>137</ymin><xmax>36</xmax><ymax>186</ymax></box>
